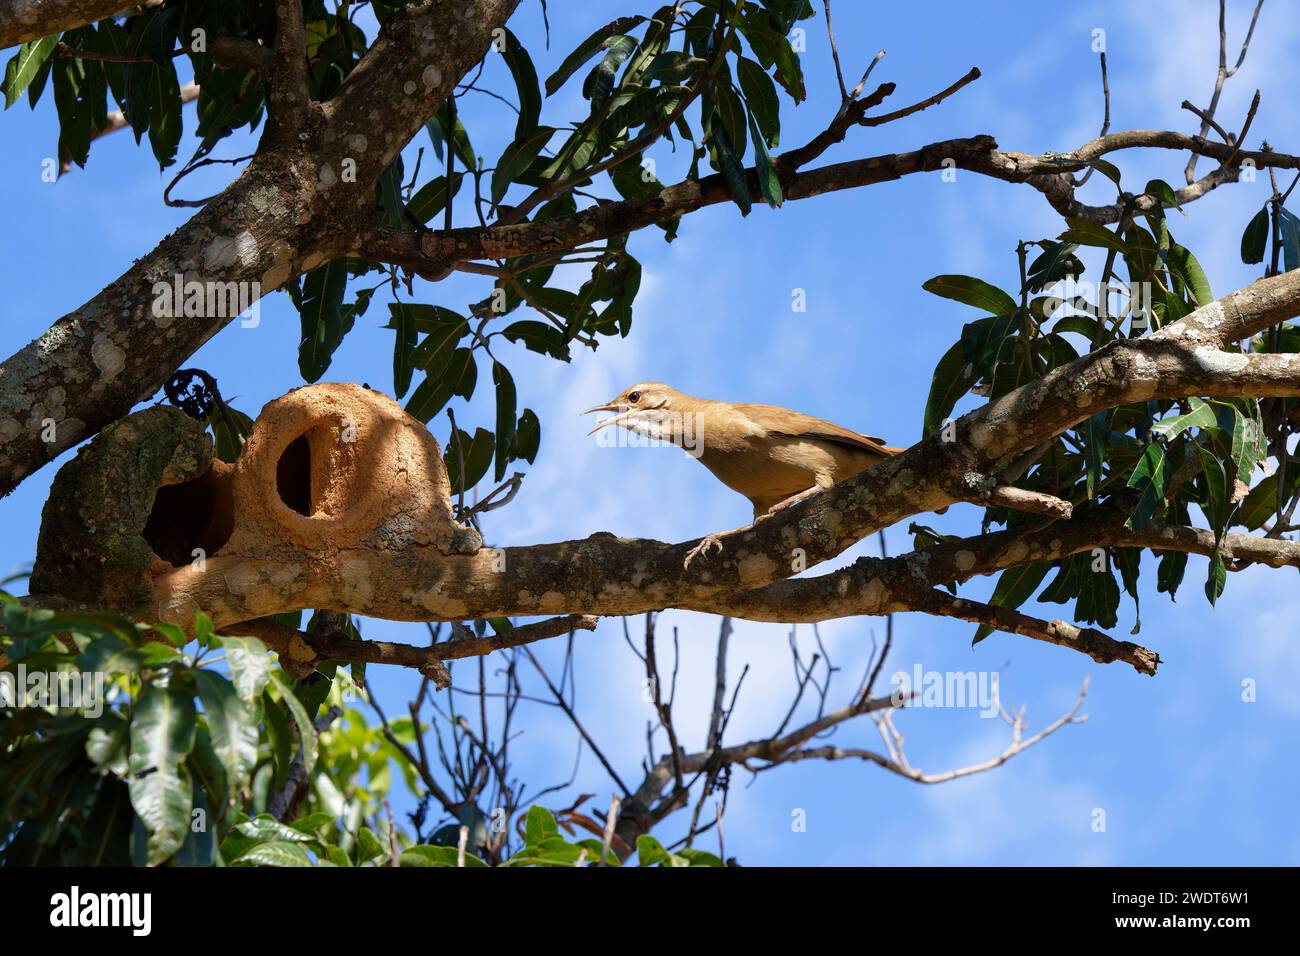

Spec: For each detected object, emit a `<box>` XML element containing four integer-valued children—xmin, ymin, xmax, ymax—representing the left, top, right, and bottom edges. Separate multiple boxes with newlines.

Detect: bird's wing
<box><xmin>732</xmin><ymin>403</ymin><xmax>903</xmax><ymax>456</ymax></box>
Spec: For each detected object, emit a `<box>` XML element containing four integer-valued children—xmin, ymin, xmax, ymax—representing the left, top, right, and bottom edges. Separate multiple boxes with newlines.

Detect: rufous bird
<box><xmin>584</xmin><ymin>382</ymin><xmax>905</xmax><ymax>567</ymax></box>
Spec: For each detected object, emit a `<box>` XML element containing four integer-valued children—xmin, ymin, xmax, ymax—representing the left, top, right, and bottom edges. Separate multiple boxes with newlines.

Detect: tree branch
<box><xmin>0</xmin><ymin>0</ymin><xmax>146</xmax><ymax>51</ymax></box>
<box><xmin>358</xmin><ymin>132</ymin><xmax>1300</xmax><ymax>275</ymax></box>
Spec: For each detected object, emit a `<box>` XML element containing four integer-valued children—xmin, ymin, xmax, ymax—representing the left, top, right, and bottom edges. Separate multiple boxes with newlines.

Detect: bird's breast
<box><xmin>697</xmin><ymin>437</ymin><xmax>887</xmax><ymax>501</ymax></box>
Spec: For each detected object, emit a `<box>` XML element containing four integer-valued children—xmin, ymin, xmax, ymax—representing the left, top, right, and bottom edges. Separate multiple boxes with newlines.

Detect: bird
<box><xmin>583</xmin><ymin>382</ymin><xmax>905</xmax><ymax>567</ymax></box>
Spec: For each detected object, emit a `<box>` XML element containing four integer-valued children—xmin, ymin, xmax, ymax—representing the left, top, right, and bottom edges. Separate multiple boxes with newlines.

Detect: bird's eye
<box><xmin>628</xmin><ymin>391</ymin><xmax>641</xmax><ymax>403</ymax></box>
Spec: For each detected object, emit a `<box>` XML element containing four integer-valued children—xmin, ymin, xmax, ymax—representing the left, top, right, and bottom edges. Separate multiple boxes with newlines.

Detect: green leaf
<box><xmin>714</xmin><ymin>80</ymin><xmax>748</xmax><ymax>161</ymax></box>
<box><xmin>295</xmin><ymin>261</ymin><xmax>352</xmax><ymax>383</ymax></box>
<box><xmin>407</xmin><ymin>172</ymin><xmax>463</xmax><ymax>224</ymax></box>
<box><xmin>676</xmin><ymin>847</ymin><xmax>725</xmax><ymax>866</ymax></box>
<box><xmin>1124</xmin><ymin>443</ymin><xmax>1167</xmax><ymax>531</ymax></box>
<box><xmin>3</xmin><ymin>36</ymin><xmax>59</xmax><ymax>109</ymax></box>
<box><xmin>391</xmin><ymin>301</ymin><xmax>418</xmax><ymax>399</ymax></box>
<box><xmin>540</xmin><ymin>119</ymin><xmax>600</xmax><ymax>181</ymax></box>
<box><xmin>1279</xmin><ymin>207</ymin><xmax>1300</xmax><ymax>272</ymax></box>
<box><xmin>499</xmin><ymin>27</ymin><xmax>541</xmax><ymax>138</ymax></box>
<box><xmin>355</xmin><ymin>826</ymin><xmax>386</xmax><ymax>864</ymax></box>
<box><xmin>86</xmin><ymin>714</ymin><xmax>131</xmax><ymax>776</ymax></box>
<box><xmin>742</xmin><ymin>16</ymin><xmax>806</xmax><ymax>101</ymax></box>
<box><xmin>644</xmin><ymin>50</ymin><xmax>705</xmax><ymax>82</ymax></box>
<box><xmin>1241</xmin><ymin>205</ymin><xmax>1270</xmax><ymax>265</ymax></box>
<box><xmin>491</xmin><ymin>126</ymin><xmax>555</xmax><ymax>204</ymax></box>
<box><xmin>52</xmin><ymin>55</ymin><xmax>92</xmax><ymax>169</ymax></box>
<box><xmin>405</xmin><ymin>347</ymin><xmax>476</xmax><ymax>423</ymax></box>
<box><xmin>635</xmin><ymin>834</ymin><xmax>689</xmax><ymax>866</ymax></box>
<box><xmin>235</xmin><ymin>841</ymin><xmax>314</xmax><ymax>867</ymax></box>
<box><xmin>544</xmin><ymin>16</ymin><xmax>646</xmax><ymax>96</ymax></box>
<box><xmin>425</xmin><ymin>100</ymin><xmax>476</xmax><ymax>169</ymax></box>
<box><xmin>515</xmin><ymin>408</ymin><xmax>541</xmax><ymax>463</ymax></box>
<box><xmin>192</xmin><ymin>670</ymin><xmax>258</xmax><ymax>796</ymax></box>
<box><xmin>502</xmin><ymin>320</ymin><xmax>572</xmax><ymax>360</ymax></box>
<box><xmin>25</xmin><ymin>52</ymin><xmax>53</xmax><ymax>110</ymax></box>
<box><xmin>492</xmin><ymin>362</ymin><xmax>517</xmax><ymax>482</ymax></box>
<box><xmin>268</xmin><ymin>672</ymin><xmax>317</xmax><ymax>777</ymax></box>
<box><xmin>1150</xmin><ymin>397</ymin><xmax>1217</xmax><ymax>439</ymax></box>
<box><xmin>713</xmin><ymin>122</ymin><xmax>751</xmax><ymax>215</ymax></box>
<box><xmin>146</xmin><ymin>60</ymin><xmax>182</xmax><ymax>169</ymax></box>
<box><xmin>1157</xmin><ymin>548</ymin><xmax>1188</xmax><ymax>599</ymax></box>
<box><xmin>235</xmin><ymin>814</ymin><xmax>317</xmax><ymax>843</ymax></box>
<box><xmin>1230</xmin><ymin>407</ymin><xmax>1264</xmax><ymax>482</ymax></box>
<box><xmin>1026</xmin><ymin>241</ymin><xmax>1082</xmax><ymax>292</ymax></box>
<box><xmin>583</xmin><ymin>35</ymin><xmax>636</xmax><ymax>110</ymax></box>
<box><xmin>402</xmin><ymin>844</ymin><xmax>487</xmax><ymax>867</ymax></box>
<box><xmin>1167</xmin><ymin>244</ymin><xmax>1213</xmax><ymax>307</ymax></box>
<box><xmin>261</xmin><ymin>691</ymin><xmax>292</xmax><ymax>793</ymax></box>
<box><xmin>1059</xmin><ymin>218</ymin><xmax>1130</xmax><ymax>255</ymax></box>
<box><xmin>217</xmin><ymin>635</ymin><xmax>270</xmax><ymax>706</ymax></box>
<box><xmin>1075</xmin><ymin>564</ymin><xmax>1121</xmax><ymax>629</ymax></box>
<box><xmin>1205</xmin><ymin>552</ymin><xmax>1227</xmax><ymax>605</ymax></box>
<box><xmin>972</xmin><ymin>561</ymin><xmax>1052</xmax><ymax>644</ymax></box>
<box><xmin>1237</xmin><ymin>471</ymin><xmax>1300</xmax><ymax>530</ymax></box>
<box><xmin>1195</xmin><ymin>444</ymin><xmax>1231</xmax><ymax>534</ymax></box>
<box><xmin>1114</xmin><ymin>546</ymin><xmax>1142</xmax><ymax>633</ymax></box>
<box><xmin>922</xmin><ymin>339</ymin><xmax>975</xmax><ymax>436</ymax></box>
<box><xmin>524</xmin><ymin>805</ymin><xmax>559</xmax><ymax>846</ymax></box>
<box><xmin>748</xmin><ymin>109</ymin><xmax>782</xmax><ymax>206</ymax></box>
<box><xmin>921</xmin><ymin>275</ymin><xmax>1018</xmax><ymax>315</ymax></box>
<box><xmin>1143</xmin><ymin>178</ymin><xmax>1179</xmax><ymax>208</ymax></box>
<box><xmin>1087</xmin><ymin>159</ymin><xmax>1122</xmax><ymax>188</ymax></box>
<box><xmin>377</xmin><ymin>159</ymin><xmax>406</xmax><ymax>229</ymax></box>
<box><xmin>407</xmin><ymin>308</ymin><xmax>468</xmax><ymax>369</ymax></box>
<box><xmin>291</xmin><ymin>812</ymin><xmax>335</xmax><ymax>836</ymax></box>
<box><xmin>127</xmin><ymin>686</ymin><xmax>197</xmax><ymax>864</ymax></box>
<box><xmin>446</xmin><ymin>427</ymin><xmax>495</xmax><ymax>495</ymax></box>
<box><xmin>607</xmin><ymin>84</ymin><xmax>688</xmax><ymax>138</ymax></box>
<box><xmin>1083</xmin><ymin>411</ymin><xmax>1108</xmax><ymax>498</ymax></box>
<box><xmin>736</xmin><ymin>55</ymin><xmax>779</xmax><ymax>147</ymax></box>
<box><xmin>210</xmin><ymin>405</ymin><xmax>253</xmax><ymax>464</ymax></box>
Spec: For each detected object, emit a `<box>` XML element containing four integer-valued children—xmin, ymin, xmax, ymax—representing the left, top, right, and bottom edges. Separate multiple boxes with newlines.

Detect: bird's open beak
<box><xmin>582</xmin><ymin>400</ymin><xmax>630</xmax><ymax>436</ymax></box>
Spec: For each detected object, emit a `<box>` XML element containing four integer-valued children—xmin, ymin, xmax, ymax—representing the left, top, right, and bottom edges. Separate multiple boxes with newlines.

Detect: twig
<box><xmin>1185</xmin><ymin>0</ymin><xmax>1265</xmax><ymax>183</ymax></box>
<box><xmin>600</xmin><ymin>795</ymin><xmax>620</xmax><ymax>866</ymax></box>
<box><xmin>821</xmin><ymin>0</ymin><xmax>848</xmax><ymax>101</ymax></box>
<box><xmin>1074</xmin><ymin>52</ymin><xmax>1110</xmax><ymax>187</ymax></box>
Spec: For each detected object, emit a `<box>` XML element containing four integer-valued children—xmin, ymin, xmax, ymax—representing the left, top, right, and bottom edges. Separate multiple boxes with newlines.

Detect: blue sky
<box><xmin>3</xmin><ymin>0</ymin><xmax>1299</xmax><ymax>865</ymax></box>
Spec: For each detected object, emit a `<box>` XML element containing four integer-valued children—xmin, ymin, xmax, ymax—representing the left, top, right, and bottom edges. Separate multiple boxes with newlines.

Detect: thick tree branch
<box><xmin>0</xmin><ymin>0</ymin><xmax>145</xmax><ymax>51</ymax></box>
<box><xmin>263</xmin><ymin>0</ymin><xmax>310</xmax><ymax>144</ymax></box>
<box><xmin>209</xmin><ymin>37</ymin><xmax>276</xmax><ymax>77</ymax></box>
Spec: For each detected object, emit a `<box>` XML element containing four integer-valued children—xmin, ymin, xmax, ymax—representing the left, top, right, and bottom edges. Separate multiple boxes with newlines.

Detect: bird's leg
<box><xmin>682</xmin><ymin>485</ymin><xmax>829</xmax><ymax>569</ymax></box>
<box><xmin>763</xmin><ymin>484</ymin><xmax>828</xmax><ymax>516</ymax></box>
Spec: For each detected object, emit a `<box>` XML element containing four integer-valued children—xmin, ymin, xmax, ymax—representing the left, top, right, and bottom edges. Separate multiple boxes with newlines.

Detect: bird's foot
<box><xmin>683</xmin><ymin>534</ymin><xmax>725</xmax><ymax>570</ymax></box>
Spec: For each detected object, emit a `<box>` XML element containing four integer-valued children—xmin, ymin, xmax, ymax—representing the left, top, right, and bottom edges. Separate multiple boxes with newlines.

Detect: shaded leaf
<box><xmin>922</xmin><ymin>275</ymin><xmax>1017</xmax><ymax>315</ymax></box>
<box><xmin>1241</xmin><ymin>204</ymin><xmax>1269</xmax><ymax>265</ymax></box>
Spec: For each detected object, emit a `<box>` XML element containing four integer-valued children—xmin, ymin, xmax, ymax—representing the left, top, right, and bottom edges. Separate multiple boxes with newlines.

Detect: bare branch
<box><xmin>1185</xmin><ymin>0</ymin><xmax>1266</xmax><ymax>183</ymax></box>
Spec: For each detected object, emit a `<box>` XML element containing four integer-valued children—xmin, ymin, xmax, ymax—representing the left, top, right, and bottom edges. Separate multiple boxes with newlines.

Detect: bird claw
<box><xmin>683</xmin><ymin>534</ymin><xmax>724</xmax><ymax>570</ymax></box>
